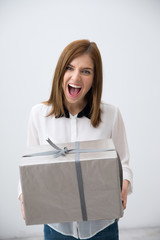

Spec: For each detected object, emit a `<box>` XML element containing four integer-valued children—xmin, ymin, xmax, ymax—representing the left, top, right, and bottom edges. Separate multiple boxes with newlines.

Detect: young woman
<box><xmin>19</xmin><ymin>39</ymin><xmax>133</xmax><ymax>240</ymax></box>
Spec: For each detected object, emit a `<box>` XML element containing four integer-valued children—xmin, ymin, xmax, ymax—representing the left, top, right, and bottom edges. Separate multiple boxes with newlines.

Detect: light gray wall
<box><xmin>0</xmin><ymin>0</ymin><xmax>160</xmax><ymax>238</ymax></box>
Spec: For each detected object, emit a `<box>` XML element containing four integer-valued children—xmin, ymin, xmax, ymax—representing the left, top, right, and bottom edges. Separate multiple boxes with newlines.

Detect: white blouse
<box><xmin>19</xmin><ymin>102</ymin><xmax>133</xmax><ymax>239</ymax></box>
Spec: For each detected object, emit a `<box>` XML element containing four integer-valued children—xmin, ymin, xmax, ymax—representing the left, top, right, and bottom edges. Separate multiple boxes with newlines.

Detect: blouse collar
<box><xmin>62</xmin><ymin>104</ymin><xmax>91</xmax><ymax>119</ymax></box>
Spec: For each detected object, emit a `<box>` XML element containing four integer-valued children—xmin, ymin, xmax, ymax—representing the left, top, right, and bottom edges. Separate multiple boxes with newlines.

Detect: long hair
<box><xmin>44</xmin><ymin>39</ymin><xmax>103</xmax><ymax>127</ymax></box>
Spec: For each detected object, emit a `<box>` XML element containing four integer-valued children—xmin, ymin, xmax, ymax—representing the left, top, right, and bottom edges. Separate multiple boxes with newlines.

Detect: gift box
<box><xmin>19</xmin><ymin>139</ymin><xmax>123</xmax><ymax>225</ymax></box>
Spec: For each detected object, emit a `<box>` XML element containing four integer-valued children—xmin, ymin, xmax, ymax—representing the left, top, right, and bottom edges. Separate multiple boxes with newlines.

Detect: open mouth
<box><xmin>68</xmin><ymin>83</ymin><xmax>82</xmax><ymax>97</ymax></box>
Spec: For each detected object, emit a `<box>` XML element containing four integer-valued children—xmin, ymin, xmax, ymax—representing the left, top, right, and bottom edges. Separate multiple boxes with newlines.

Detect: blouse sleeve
<box><xmin>18</xmin><ymin>106</ymin><xmax>40</xmax><ymax>198</ymax></box>
<box><xmin>26</xmin><ymin>106</ymin><xmax>40</xmax><ymax>147</ymax></box>
<box><xmin>112</xmin><ymin>108</ymin><xmax>133</xmax><ymax>195</ymax></box>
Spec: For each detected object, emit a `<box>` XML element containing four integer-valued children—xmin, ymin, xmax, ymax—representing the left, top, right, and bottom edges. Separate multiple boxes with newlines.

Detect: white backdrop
<box><xmin>0</xmin><ymin>0</ymin><xmax>160</xmax><ymax>238</ymax></box>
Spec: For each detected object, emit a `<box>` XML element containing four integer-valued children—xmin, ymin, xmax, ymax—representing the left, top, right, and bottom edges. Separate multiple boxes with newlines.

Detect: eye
<box><xmin>82</xmin><ymin>70</ymin><xmax>91</xmax><ymax>75</ymax></box>
<box><xmin>66</xmin><ymin>66</ymin><xmax>73</xmax><ymax>71</ymax></box>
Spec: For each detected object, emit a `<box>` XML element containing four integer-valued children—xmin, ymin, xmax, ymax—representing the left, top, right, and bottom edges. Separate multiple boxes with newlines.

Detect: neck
<box><xmin>64</xmin><ymin>100</ymin><xmax>87</xmax><ymax>116</ymax></box>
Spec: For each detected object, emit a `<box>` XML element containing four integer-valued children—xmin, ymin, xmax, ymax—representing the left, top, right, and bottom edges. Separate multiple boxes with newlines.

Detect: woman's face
<box><xmin>62</xmin><ymin>54</ymin><xmax>94</xmax><ymax>109</ymax></box>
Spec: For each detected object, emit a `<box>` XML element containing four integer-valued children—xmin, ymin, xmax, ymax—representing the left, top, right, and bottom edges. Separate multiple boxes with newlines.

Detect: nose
<box><xmin>71</xmin><ymin>69</ymin><xmax>81</xmax><ymax>82</ymax></box>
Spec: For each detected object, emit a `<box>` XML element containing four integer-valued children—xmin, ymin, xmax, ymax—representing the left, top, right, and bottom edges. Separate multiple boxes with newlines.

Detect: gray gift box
<box><xmin>19</xmin><ymin>139</ymin><xmax>123</xmax><ymax>225</ymax></box>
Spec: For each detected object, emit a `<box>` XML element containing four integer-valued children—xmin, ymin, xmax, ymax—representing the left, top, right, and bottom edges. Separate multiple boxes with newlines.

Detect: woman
<box><xmin>19</xmin><ymin>39</ymin><xmax>133</xmax><ymax>240</ymax></box>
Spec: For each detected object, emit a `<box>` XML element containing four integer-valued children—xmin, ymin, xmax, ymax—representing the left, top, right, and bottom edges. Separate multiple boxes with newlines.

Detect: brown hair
<box><xmin>44</xmin><ymin>39</ymin><xmax>103</xmax><ymax>127</ymax></box>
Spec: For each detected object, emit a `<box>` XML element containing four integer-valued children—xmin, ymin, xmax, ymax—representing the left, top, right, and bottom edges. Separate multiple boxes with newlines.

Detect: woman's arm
<box><xmin>112</xmin><ymin>108</ymin><xmax>133</xmax><ymax>209</ymax></box>
<box><xmin>121</xmin><ymin>179</ymin><xmax>129</xmax><ymax>209</ymax></box>
<box><xmin>19</xmin><ymin>193</ymin><xmax>25</xmax><ymax>220</ymax></box>
<box><xmin>19</xmin><ymin>106</ymin><xmax>40</xmax><ymax>219</ymax></box>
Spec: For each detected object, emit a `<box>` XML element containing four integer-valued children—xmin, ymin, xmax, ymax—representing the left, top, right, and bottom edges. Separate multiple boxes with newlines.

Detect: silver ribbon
<box><xmin>74</xmin><ymin>141</ymin><xmax>87</xmax><ymax>221</ymax></box>
<box><xmin>23</xmin><ymin>138</ymin><xmax>114</xmax><ymax>158</ymax></box>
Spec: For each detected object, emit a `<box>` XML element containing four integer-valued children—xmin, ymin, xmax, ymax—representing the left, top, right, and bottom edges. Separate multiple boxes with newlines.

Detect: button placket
<box><xmin>70</xmin><ymin>115</ymin><xmax>77</xmax><ymax>142</ymax></box>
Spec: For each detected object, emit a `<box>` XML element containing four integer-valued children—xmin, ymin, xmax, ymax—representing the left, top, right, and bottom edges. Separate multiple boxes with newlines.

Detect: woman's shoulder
<box><xmin>100</xmin><ymin>102</ymin><xmax>121</xmax><ymax>124</ymax></box>
<box><xmin>30</xmin><ymin>103</ymin><xmax>52</xmax><ymax>117</ymax></box>
<box><xmin>101</xmin><ymin>101</ymin><xmax>118</xmax><ymax>114</ymax></box>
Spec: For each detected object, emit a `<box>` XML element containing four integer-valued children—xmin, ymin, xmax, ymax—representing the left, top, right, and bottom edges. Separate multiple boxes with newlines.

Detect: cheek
<box><xmin>62</xmin><ymin>72</ymin><xmax>70</xmax><ymax>87</ymax></box>
<box><xmin>85</xmin><ymin>78</ymin><xmax>93</xmax><ymax>90</ymax></box>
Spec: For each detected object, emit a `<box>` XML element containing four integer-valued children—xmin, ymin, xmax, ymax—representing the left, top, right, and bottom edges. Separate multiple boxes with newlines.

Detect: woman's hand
<box><xmin>121</xmin><ymin>180</ymin><xmax>129</xmax><ymax>210</ymax></box>
<box><xmin>19</xmin><ymin>194</ymin><xmax>25</xmax><ymax>220</ymax></box>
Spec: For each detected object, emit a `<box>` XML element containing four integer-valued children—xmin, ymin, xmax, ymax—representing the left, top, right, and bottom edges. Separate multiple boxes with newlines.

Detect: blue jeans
<box><xmin>44</xmin><ymin>220</ymin><xmax>119</xmax><ymax>240</ymax></box>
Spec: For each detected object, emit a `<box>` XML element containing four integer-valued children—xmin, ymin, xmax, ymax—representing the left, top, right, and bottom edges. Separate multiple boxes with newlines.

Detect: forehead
<box><xmin>69</xmin><ymin>54</ymin><xmax>94</xmax><ymax>68</ymax></box>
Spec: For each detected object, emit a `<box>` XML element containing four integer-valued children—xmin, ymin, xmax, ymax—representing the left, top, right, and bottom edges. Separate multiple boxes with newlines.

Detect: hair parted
<box><xmin>44</xmin><ymin>39</ymin><xmax>103</xmax><ymax>127</ymax></box>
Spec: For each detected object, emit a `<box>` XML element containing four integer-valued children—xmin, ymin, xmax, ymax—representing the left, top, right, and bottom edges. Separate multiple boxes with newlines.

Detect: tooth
<box><xmin>69</xmin><ymin>84</ymin><xmax>81</xmax><ymax>88</ymax></box>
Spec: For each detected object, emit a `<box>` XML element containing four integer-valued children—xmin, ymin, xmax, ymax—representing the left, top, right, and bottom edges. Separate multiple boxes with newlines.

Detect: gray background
<box><xmin>0</xmin><ymin>0</ymin><xmax>160</xmax><ymax>238</ymax></box>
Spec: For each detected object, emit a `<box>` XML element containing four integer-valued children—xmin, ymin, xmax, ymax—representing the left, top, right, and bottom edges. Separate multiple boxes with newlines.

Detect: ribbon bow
<box><xmin>46</xmin><ymin>138</ymin><xmax>71</xmax><ymax>157</ymax></box>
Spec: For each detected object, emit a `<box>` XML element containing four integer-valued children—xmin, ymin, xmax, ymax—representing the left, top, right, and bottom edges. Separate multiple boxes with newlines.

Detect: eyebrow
<box><xmin>68</xmin><ymin>64</ymin><xmax>94</xmax><ymax>71</ymax></box>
